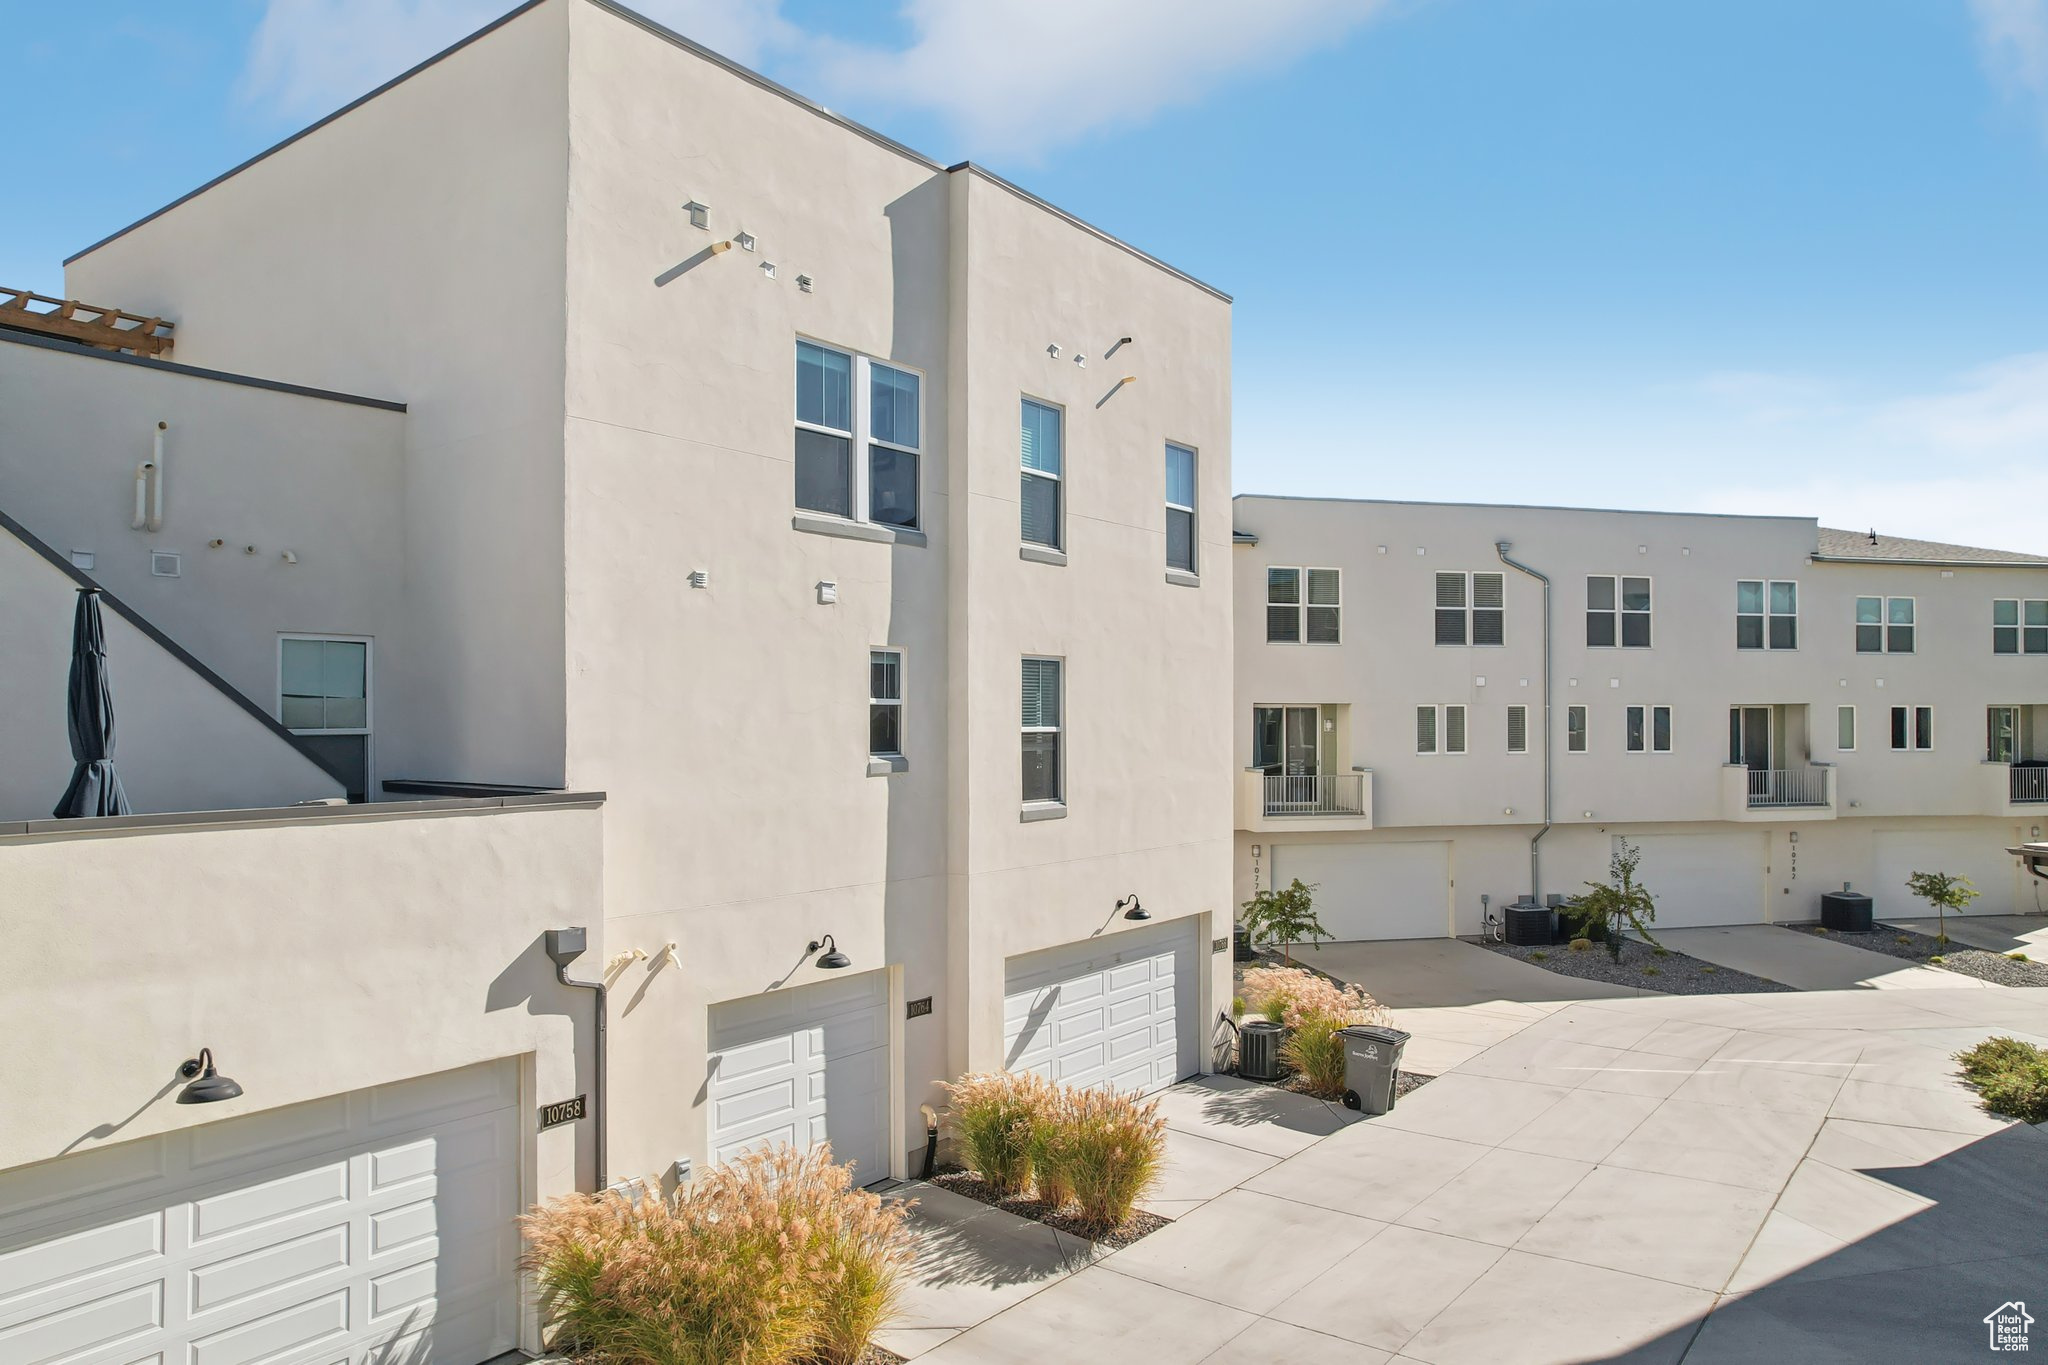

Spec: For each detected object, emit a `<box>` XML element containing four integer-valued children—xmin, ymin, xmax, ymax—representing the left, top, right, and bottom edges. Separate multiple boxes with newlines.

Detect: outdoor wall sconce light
<box><xmin>734</xmin><ymin>231</ymin><xmax>757</xmax><ymax>252</ymax></box>
<box><xmin>1116</xmin><ymin>894</ymin><xmax>1150</xmax><ymax>922</ymax></box>
<box><xmin>176</xmin><ymin>1049</ymin><xmax>243</xmax><ymax>1104</ymax></box>
<box><xmin>809</xmin><ymin>934</ymin><xmax>852</xmax><ymax>970</ymax></box>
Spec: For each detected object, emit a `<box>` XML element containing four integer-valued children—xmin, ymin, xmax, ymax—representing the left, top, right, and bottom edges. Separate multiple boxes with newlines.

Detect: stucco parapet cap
<box><xmin>0</xmin><ymin>791</ymin><xmax>606</xmax><ymax>840</ymax></box>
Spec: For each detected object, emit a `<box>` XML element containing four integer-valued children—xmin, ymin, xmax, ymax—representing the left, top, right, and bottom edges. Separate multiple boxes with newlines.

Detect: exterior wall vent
<box><xmin>151</xmin><ymin>551</ymin><xmax>182</xmax><ymax>577</ymax></box>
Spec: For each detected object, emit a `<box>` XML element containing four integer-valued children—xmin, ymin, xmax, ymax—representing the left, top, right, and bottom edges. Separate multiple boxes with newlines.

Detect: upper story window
<box><xmin>869</xmin><ymin>650</ymin><xmax>904</xmax><ymax>759</ymax></box>
<box><xmin>1855</xmin><ymin>596</ymin><xmax>1914</xmax><ymax>654</ymax></box>
<box><xmin>1890</xmin><ymin>705</ymin><xmax>1933</xmax><ymax>751</ymax></box>
<box><xmin>1021</xmin><ymin>398</ymin><xmax>1064</xmax><ymax>550</ymax></box>
<box><xmin>1988</xmin><ymin>706</ymin><xmax>2017</xmax><ymax>762</ymax></box>
<box><xmin>1164</xmin><ymin>443</ymin><xmax>1197</xmax><ymax>575</ymax></box>
<box><xmin>1021</xmin><ymin>656</ymin><xmax>1064</xmax><ymax>806</ymax></box>
<box><xmin>280</xmin><ymin>635</ymin><xmax>370</xmax><ymax>802</ymax></box>
<box><xmin>1626</xmin><ymin>704</ymin><xmax>1672</xmax><ymax>753</ymax></box>
<box><xmin>1736</xmin><ymin>579</ymin><xmax>1797</xmax><ymax>650</ymax></box>
<box><xmin>1567</xmin><ymin>704</ymin><xmax>1588</xmax><ymax>753</ymax></box>
<box><xmin>1994</xmin><ymin>599</ymin><xmax>2048</xmax><ymax>655</ymax></box>
<box><xmin>1267</xmin><ymin>567</ymin><xmax>1341</xmax><ymax>643</ymax></box>
<box><xmin>1436</xmin><ymin>572</ymin><xmax>1504</xmax><ymax>646</ymax></box>
<box><xmin>1587</xmin><ymin>575</ymin><xmax>1651</xmax><ymax>647</ymax></box>
<box><xmin>1838</xmin><ymin>705</ymin><xmax>1857</xmax><ymax>751</ymax></box>
<box><xmin>794</xmin><ymin>340</ymin><xmax>921</xmax><ymax>529</ymax></box>
<box><xmin>1417</xmin><ymin>703</ymin><xmax>1467</xmax><ymax>754</ymax></box>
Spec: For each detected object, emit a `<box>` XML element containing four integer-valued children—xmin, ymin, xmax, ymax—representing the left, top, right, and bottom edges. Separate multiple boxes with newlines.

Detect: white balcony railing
<box><xmin>1262</xmin><ymin>772</ymin><xmax>1368</xmax><ymax>817</ymax></box>
<box><xmin>1748</xmin><ymin>767</ymin><xmax>1830</xmax><ymax>808</ymax></box>
<box><xmin>2014</xmin><ymin>765</ymin><xmax>2048</xmax><ymax>804</ymax></box>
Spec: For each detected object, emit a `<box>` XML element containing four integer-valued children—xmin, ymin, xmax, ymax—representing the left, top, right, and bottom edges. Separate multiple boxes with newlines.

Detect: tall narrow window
<box><xmin>1621</xmin><ymin>577</ymin><xmax>1652</xmax><ymax>647</ymax></box>
<box><xmin>1445</xmin><ymin>704</ymin><xmax>1468</xmax><ymax>754</ymax></box>
<box><xmin>1737</xmin><ymin>580</ymin><xmax>1798</xmax><ymax>649</ymax></box>
<box><xmin>1267</xmin><ymin>568</ymin><xmax>1301</xmax><ymax>643</ymax></box>
<box><xmin>1507</xmin><ymin>704</ymin><xmax>1529</xmax><ymax>754</ymax></box>
<box><xmin>1625</xmin><ymin>705</ymin><xmax>1671</xmax><ymax>753</ymax></box>
<box><xmin>869</xmin><ymin>650</ymin><xmax>903</xmax><ymax>758</ymax></box>
<box><xmin>281</xmin><ymin>636</ymin><xmax>370</xmax><ymax>802</ymax></box>
<box><xmin>1653</xmin><ymin>705</ymin><xmax>1672</xmax><ymax>753</ymax></box>
<box><xmin>1020</xmin><ymin>398</ymin><xmax>1063</xmax><ymax>550</ymax></box>
<box><xmin>1472</xmin><ymin>573</ymin><xmax>1505</xmax><ymax>646</ymax></box>
<box><xmin>1416</xmin><ymin>705</ymin><xmax>1438</xmax><ymax>754</ymax></box>
<box><xmin>1306</xmin><ymin>568</ymin><xmax>1341</xmax><ymax>643</ymax></box>
<box><xmin>1586</xmin><ymin>576</ymin><xmax>1617</xmax><ymax>647</ymax></box>
<box><xmin>1988</xmin><ymin>706</ymin><xmax>2017</xmax><ymax>763</ymax></box>
<box><xmin>1627</xmin><ymin>705</ymin><xmax>1646</xmax><ymax>753</ymax></box>
<box><xmin>1838</xmin><ymin>705</ymin><xmax>1856</xmax><ymax>751</ymax></box>
<box><xmin>1995</xmin><ymin>599</ymin><xmax>2048</xmax><ymax>654</ymax></box>
<box><xmin>794</xmin><ymin>341</ymin><xmax>920</xmax><ymax>530</ymax></box>
<box><xmin>795</xmin><ymin>340</ymin><xmax>853</xmax><ymax>518</ymax></box>
<box><xmin>1434</xmin><ymin>573</ymin><xmax>1467</xmax><ymax>645</ymax></box>
<box><xmin>1164</xmin><ymin>443</ymin><xmax>1197</xmax><ymax>574</ymax></box>
<box><xmin>1567</xmin><ymin>704</ymin><xmax>1588</xmax><ymax>753</ymax></box>
<box><xmin>1856</xmin><ymin>596</ymin><xmax>1914</xmax><ymax>654</ymax></box>
<box><xmin>1890</xmin><ymin>705</ymin><xmax>1932</xmax><ymax>751</ymax></box>
<box><xmin>867</xmin><ymin>362</ymin><xmax>920</xmax><ymax>528</ymax></box>
<box><xmin>1021</xmin><ymin>657</ymin><xmax>1063</xmax><ymax>804</ymax></box>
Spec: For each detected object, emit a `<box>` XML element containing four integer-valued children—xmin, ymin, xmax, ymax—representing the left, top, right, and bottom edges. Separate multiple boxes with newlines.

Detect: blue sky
<box><xmin>6</xmin><ymin>1</ymin><xmax>2047</xmax><ymax>551</ymax></box>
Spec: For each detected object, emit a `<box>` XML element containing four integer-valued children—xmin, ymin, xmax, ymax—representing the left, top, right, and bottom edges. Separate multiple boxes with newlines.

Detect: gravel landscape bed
<box><xmin>1481</xmin><ymin>935</ymin><xmax>1796</xmax><ymax>994</ymax></box>
<box><xmin>1785</xmin><ymin>922</ymin><xmax>2048</xmax><ymax>988</ymax></box>
<box><xmin>928</xmin><ymin>1169</ymin><xmax>1171</xmax><ymax>1249</ymax></box>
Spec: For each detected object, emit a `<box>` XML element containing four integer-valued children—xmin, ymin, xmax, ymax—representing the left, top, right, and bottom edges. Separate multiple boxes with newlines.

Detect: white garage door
<box><xmin>709</xmin><ymin>972</ymin><xmax>891</xmax><ymax>1186</ymax></box>
<box><xmin>1003</xmin><ymin>922</ymin><xmax>1198</xmax><ymax>1094</ymax></box>
<box><xmin>1274</xmin><ymin>841</ymin><xmax>1450</xmax><ymax>941</ymax></box>
<box><xmin>1873</xmin><ymin>830</ymin><xmax>2018</xmax><ymax>916</ymax></box>
<box><xmin>1627</xmin><ymin>832</ymin><xmax>1768</xmax><ymax>928</ymax></box>
<box><xmin>0</xmin><ymin>1059</ymin><xmax>519</xmax><ymax>1365</ymax></box>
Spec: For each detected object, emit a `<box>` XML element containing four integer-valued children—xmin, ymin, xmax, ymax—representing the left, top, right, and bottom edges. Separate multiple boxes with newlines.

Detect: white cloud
<box><xmin>1970</xmin><ymin>0</ymin><xmax>2048</xmax><ymax>136</ymax></box>
<box><xmin>1876</xmin><ymin>350</ymin><xmax>2048</xmax><ymax>449</ymax></box>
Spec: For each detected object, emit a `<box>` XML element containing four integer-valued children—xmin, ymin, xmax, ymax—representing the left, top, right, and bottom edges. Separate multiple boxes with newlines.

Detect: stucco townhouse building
<box><xmin>0</xmin><ymin>3</ymin><xmax>1232</xmax><ymax>1362</ymax></box>
<box><xmin>1233</xmin><ymin>495</ymin><xmax>2048</xmax><ymax>939</ymax></box>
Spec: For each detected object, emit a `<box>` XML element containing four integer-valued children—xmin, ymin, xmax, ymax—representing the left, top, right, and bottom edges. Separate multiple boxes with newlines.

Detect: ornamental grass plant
<box><xmin>1239</xmin><ymin>965</ymin><xmax>1391</xmax><ymax>1030</ymax></box>
<box><xmin>1034</xmin><ymin>1085</ymin><xmax>1167</xmax><ymax>1234</ymax></box>
<box><xmin>944</xmin><ymin>1070</ymin><xmax>1054</xmax><ymax>1197</ymax></box>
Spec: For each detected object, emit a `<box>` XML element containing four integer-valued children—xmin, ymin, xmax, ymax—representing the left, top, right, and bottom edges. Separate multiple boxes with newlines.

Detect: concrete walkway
<box><xmin>1655</xmin><ymin>923</ymin><xmax>1995</xmax><ymax>991</ymax></box>
<box><xmin>912</xmin><ymin>983</ymin><xmax>2048</xmax><ymax>1364</ymax></box>
<box><xmin>1889</xmin><ymin>913</ymin><xmax>2048</xmax><ymax>957</ymax></box>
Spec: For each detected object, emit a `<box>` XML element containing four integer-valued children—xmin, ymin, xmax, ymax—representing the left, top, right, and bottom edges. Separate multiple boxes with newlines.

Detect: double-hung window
<box><xmin>1435</xmin><ymin>572</ymin><xmax>1505</xmax><ymax>646</ymax></box>
<box><xmin>1164</xmin><ymin>443</ymin><xmax>1197</xmax><ymax>574</ymax></box>
<box><xmin>794</xmin><ymin>340</ymin><xmax>921</xmax><ymax>529</ymax></box>
<box><xmin>280</xmin><ymin>635</ymin><xmax>371</xmax><ymax>802</ymax></box>
<box><xmin>1626</xmin><ymin>704</ymin><xmax>1672</xmax><ymax>753</ymax></box>
<box><xmin>1855</xmin><ymin>596</ymin><xmax>1914</xmax><ymax>653</ymax></box>
<box><xmin>1890</xmin><ymin>705</ymin><xmax>1933</xmax><ymax>751</ymax></box>
<box><xmin>1736</xmin><ymin>579</ymin><xmax>1798</xmax><ymax>649</ymax></box>
<box><xmin>1586</xmin><ymin>576</ymin><xmax>1651</xmax><ymax>647</ymax></box>
<box><xmin>1567</xmin><ymin>704</ymin><xmax>1588</xmax><ymax>753</ymax></box>
<box><xmin>1021</xmin><ymin>398</ymin><xmax>1063</xmax><ymax>550</ymax></box>
<box><xmin>1987</xmin><ymin>706</ymin><xmax>2018</xmax><ymax>763</ymax></box>
<box><xmin>1021</xmin><ymin>657</ymin><xmax>1063</xmax><ymax>806</ymax></box>
<box><xmin>1417</xmin><ymin>704</ymin><xmax>1467</xmax><ymax>754</ymax></box>
<box><xmin>1994</xmin><ymin>599</ymin><xmax>2048</xmax><ymax>655</ymax></box>
<box><xmin>869</xmin><ymin>650</ymin><xmax>904</xmax><ymax>760</ymax></box>
<box><xmin>1267</xmin><ymin>567</ymin><xmax>1340</xmax><ymax>643</ymax></box>
<box><xmin>1507</xmin><ymin>704</ymin><xmax>1529</xmax><ymax>754</ymax></box>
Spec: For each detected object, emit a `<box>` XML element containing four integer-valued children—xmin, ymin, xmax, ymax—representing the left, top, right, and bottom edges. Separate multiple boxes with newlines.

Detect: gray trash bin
<box><xmin>1238</xmin><ymin>1019</ymin><xmax>1284</xmax><ymax>1081</ymax></box>
<box><xmin>1339</xmin><ymin>1024</ymin><xmax>1412</xmax><ymax>1114</ymax></box>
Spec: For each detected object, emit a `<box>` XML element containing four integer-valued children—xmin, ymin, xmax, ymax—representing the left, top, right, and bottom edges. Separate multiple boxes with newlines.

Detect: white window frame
<box><xmin>1626</xmin><ymin>703</ymin><xmax>1673</xmax><ymax>754</ymax></box>
<box><xmin>1566</xmin><ymin>703</ymin><xmax>1588</xmax><ymax>754</ymax></box>
<box><xmin>1988</xmin><ymin>705</ymin><xmax>2018</xmax><ymax>763</ymax></box>
<box><xmin>794</xmin><ymin>337</ymin><xmax>924</xmax><ymax>531</ymax></box>
<box><xmin>1020</xmin><ymin>394</ymin><xmax>1065</xmax><ymax>551</ymax></box>
<box><xmin>1889</xmin><ymin>704</ymin><xmax>1934</xmax><ymax>752</ymax></box>
<box><xmin>1417</xmin><ymin>703</ymin><xmax>1467</xmax><ymax>755</ymax></box>
<box><xmin>1164</xmin><ymin>441</ymin><xmax>1198</xmax><ymax>576</ymax></box>
<box><xmin>1855</xmin><ymin>595</ymin><xmax>1915</xmax><ymax>654</ymax></box>
<box><xmin>869</xmin><ymin>647</ymin><xmax>905</xmax><ymax>762</ymax></box>
<box><xmin>1736</xmin><ymin>578</ymin><xmax>1799</xmax><ymax>650</ymax></box>
<box><xmin>1435</xmin><ymin>571</ymin><xmax>1505</xmax><ymax>647</ymax></box>
<box><xmin>1021</xmin><ymin>655</ymin><xmax>1065</xmax><ymax>808</ymax></box>
<box><xmin>1994</xmin><ymin>598</ymin><xmax>2048</xmax><ymax>655</ymax></box>
<box><xmin>1506</xmin><ymin>703</ymin><xmax>1529</xmax><ymax>754</ymax></box>
<box><xmin>1586</xmin><ymin>574</ymin><xmax>1653</xmax><ymax>648</ymax></box>
<box><xmin>1267</xmin><ymin>566</ymin><xmax>1341</xmax><ymax>644</ymax></box>
<box><xmin>277</xmin><ymin>633</ymin><xmax>373</xmax><ymax>796</ymax></box>
<box><xmin>1837</xmin><ymin>704</ymin><xmax>1856</xmax><ymax>752</ymax></box>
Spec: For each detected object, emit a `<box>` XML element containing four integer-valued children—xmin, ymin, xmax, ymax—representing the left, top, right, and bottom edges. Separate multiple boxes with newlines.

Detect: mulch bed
<box><xmin>1786</xmin><ymin>922</ymin><xmax>2048</xmax><ymax>988</ymax></box>
<box><xmin>1272</xmin><ymin>1071</ymin><xmax>1437</xmax><ymax>1102</ymax></box>
<box><xmin>1482</xmin><ymin>935</ymin><xmax>1796</xmax><ymax>994</ymax></box>
<box><xmin>928</xmin><ymin>1168</ymin><xmax>1171</xmax><ymax>1250</ymax></box>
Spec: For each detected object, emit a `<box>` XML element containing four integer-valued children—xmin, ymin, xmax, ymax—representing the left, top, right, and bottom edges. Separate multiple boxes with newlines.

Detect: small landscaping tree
<box><xmin>1576</xmin><ymin>838</ymin><xmax>1662</xmax><ymax>963</ymax></box>
<box><xmin>1240</xmin><ymin>877</ymin><xmax>1329</xmax><ymax>965</ymax></box>
<box><xmin>1905</xmin><ymin>869</ymin><xmax>1978</xmax><ymax>948</ymax></box>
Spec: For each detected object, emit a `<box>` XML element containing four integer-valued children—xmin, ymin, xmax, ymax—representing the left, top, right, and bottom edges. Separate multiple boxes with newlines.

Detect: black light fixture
<box><xmin>809</xmin><ymin>934</ymin><xmax>852</xmax><ymax>970</ymax></box>
<box><xmin>176</xmin><ymin>1049</ymin><xmax>243</xmax><ymax>1104</ymax></box>
<box><xmin>1116</xmin><ymin>893</ymin><xmax>1150</xmax><ymax>922</ymax></box>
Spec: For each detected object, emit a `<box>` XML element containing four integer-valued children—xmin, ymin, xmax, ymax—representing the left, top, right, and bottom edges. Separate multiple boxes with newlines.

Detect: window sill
<box><xmin>1020</xmin><ymin>802</ymin><xmax>1067</xmax><ymax>823</ymax></box>
<box><xmin>1020</xmin><ymin>545</ymin><xmax>1067</xmax><ymax>567</ymax></box>
<box><xmin>1165</xmin><ymin>569</ymin><xmax>1201</xmax><ymax>588</ymax></box>
<box><xmin>867</xmin><ymin>755</ymin><xmax>909</xmax><ymax>777</ymax></box>
<box><xmin>792</xmin><ymin>512</ymin><xmax>927</xmax><ymax>548</ymax></box>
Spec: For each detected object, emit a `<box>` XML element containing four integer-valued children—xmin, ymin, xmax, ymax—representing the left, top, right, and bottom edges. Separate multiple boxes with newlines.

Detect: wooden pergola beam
<box><xmin>0</xmin><ymin>287</ymin><xmax>175</xmax><ymax>358</ymax></box>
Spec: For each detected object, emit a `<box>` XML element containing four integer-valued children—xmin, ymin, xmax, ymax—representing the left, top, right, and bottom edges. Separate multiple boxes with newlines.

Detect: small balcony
<box><xmin>2013</xmin><ymin>764</ymin><xmax>2048</xmax><ymax>804</ymax></box>
<box><xmin>1237</xmin><ymin>768</ymin><xmax>1373</xmax><ymax>833</ymax></box>
<box><xmin>1721</xmin><ymin>763</ymin><xmax>1836</xmax><ymax>821</ymax></box>
<box><xmin>1982</xmin><ymin>761</ymin><xmax>2048</xmax><ymax>815</ymax></box>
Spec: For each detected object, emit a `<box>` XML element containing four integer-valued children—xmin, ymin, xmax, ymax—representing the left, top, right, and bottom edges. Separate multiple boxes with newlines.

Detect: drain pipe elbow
<box><xmin>545</xmin><ymin>927</ymin><xmax>609</xmax><ymax>1193</ymax></box>
<box><xmin>1495</xmin><ymin>541</ymin><xmax>1554</xmax><ymax>902</ymax></box>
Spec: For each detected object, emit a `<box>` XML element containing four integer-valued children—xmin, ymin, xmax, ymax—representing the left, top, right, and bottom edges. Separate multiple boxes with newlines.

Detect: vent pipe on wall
<box><xmin>147</xmin><ymin>421</ymin><xmax>166</xmax><ymax>532</ymax></box>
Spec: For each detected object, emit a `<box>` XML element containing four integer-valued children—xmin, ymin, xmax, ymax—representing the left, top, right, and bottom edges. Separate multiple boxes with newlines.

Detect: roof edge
<box><xmin>1230</xmin><ymin>492</ymin><xmax>1815</xmax><ymax>524</ymax></box>
<box><xmin>1810</xmin><ymin>553</ymin><xmax>2048</xmax><ymax>570</ymax></box>
<box><xmin>0</xmin><ymin>329</ymin><xmax>406</xmax><ymax>411</ymax></box>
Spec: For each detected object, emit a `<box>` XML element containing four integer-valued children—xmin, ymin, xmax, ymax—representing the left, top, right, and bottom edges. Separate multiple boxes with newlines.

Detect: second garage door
<box><xmin>1873</xmin><ymin>830</ymin><xmax>2018</xmax><ymax>916</ymax></box>
<box><xmin>708</xmin><ymin>972</ymin><xmax>891</xmax><ymax>1186</ymax></box>
<box><xmin>1626</xmin><ymin>831</ymin><xmax>1768</xmax><ymax>927</ymax></box>
<box><xmin>1274</xmin><ymin>841</ymin><xmax>1451</xmax><ymax>941</ymax></box>
<box><xmin>1003</xmin><ymin>922</ymin><xmax>1198</xmax><ymax>1094</ymax></box>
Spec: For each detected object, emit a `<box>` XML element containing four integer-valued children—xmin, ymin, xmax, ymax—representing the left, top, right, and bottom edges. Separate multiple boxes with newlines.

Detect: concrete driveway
<box><xmin>1890</xmin><ymin>913</ymin><xmax>2048</xmax><ymax>956</ymax></box>
<box><xmin>1655</xmin><ymin>924</ymin><xmax>1995</xmax><ymax>991</ymax></box>
<box><xmin>910</xmin><ymin>980</ymin><xmax>2048</xmax><ymax>1364</ymax></box>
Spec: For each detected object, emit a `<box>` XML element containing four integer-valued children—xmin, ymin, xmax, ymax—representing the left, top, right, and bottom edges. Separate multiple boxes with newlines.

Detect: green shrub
<box><xmin>1568</xmin><ymin>937</ymin><xmax>1592</xmax><ymax>953</ymax></box>
<box><xmin>1036</xmin><ymin>1087</ymin><xmax>1167</xmax><ymax>1234</ymax></box>
<box><xmin>2010</xmin><ymin>952</ymin><xmax>2031</xmax><ymax>963</ymax></box>
<box><xmin>1281</xmin><ymin>1009</ymin><xmax>1352</xmax><ymax>1099</ymax></box>
<box><xmin>1530</xmin><ymin>950</ymin><xmax>1549</xmax><ymax>961</ymax></box>
<box><xmin>1930</xmin><ymin>954</ymin><xmax>1946</xmax><ymax>965</ymax></box>
<box><xmin>519</xmin><ymin>1144</ymin><xmax>912</xmax><ymax>1365</ymax></box>
<box><xmin>945</xmin><ymin>1071</ymin><xmax>1052</xmax><ymax>1197</ymax></box>
<box><xmin>1956</xmin><ymin>1037</ymin><xmax>2048</xmax><ymax>1124</ymax></box>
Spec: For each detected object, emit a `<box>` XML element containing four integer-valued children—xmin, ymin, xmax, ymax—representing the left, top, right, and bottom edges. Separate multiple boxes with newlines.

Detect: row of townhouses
<box><xmin>0</xmin><ymin>3</ymin><xmax>2040</xmax><ymax>1363</ymax></box>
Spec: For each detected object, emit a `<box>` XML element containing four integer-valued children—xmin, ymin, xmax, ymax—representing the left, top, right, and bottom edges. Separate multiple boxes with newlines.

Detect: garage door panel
<box><xmin>188</xmin><ymin>1222</ymin><xmax>349</xmax><ymax>1316</ymax></box>
<box><xmin>188</xmin><ymin>1098</ymin><xmax>351</xmax><ymax>1176</ymax></box>
<box><xmin>1002</xmin><ymin>925</ymin><xmax>1197</xmax><ymax>1097</ymax></box>
<box><xmin>0</xmin><ymin>1211</ymin><xmax>164</xmax><ymax>1308</ymax></box>
<box><xmin>1276</xmin><ymin>842</ymin><xmax>1449</xmax><ymax>941</ymax></box>
<box><xmin>189</xmin><ymin>1287</ymin><xmax>347</xmax><ymax>1365</ymax></box>
<box><xmin>190</xmin><ymin>1162</ymin><xmax>349</xmax><ymax>1246</ymax></box>
<box><xmin>1</xmin><ymin>1280</ymin><xmax>162</xmax><ymax>1365</ymax></box>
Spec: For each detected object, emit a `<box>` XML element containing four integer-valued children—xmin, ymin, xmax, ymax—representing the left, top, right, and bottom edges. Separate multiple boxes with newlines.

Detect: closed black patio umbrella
<box><xmin>54</xmin><ymin>588</ymin><xmax>131</xmax><ymax>818</ymax></box>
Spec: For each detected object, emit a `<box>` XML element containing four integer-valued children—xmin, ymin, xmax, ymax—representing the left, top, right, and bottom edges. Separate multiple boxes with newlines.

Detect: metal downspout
<box><xmin>545</xmin><ymin>928</ymin><xmax>608</xmax><ymax>1192</ymax></box>
<box><xmin>1497</xmin><ymin>542</ymin><xmax>1552</xmax><ymax>901</ymax></box>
